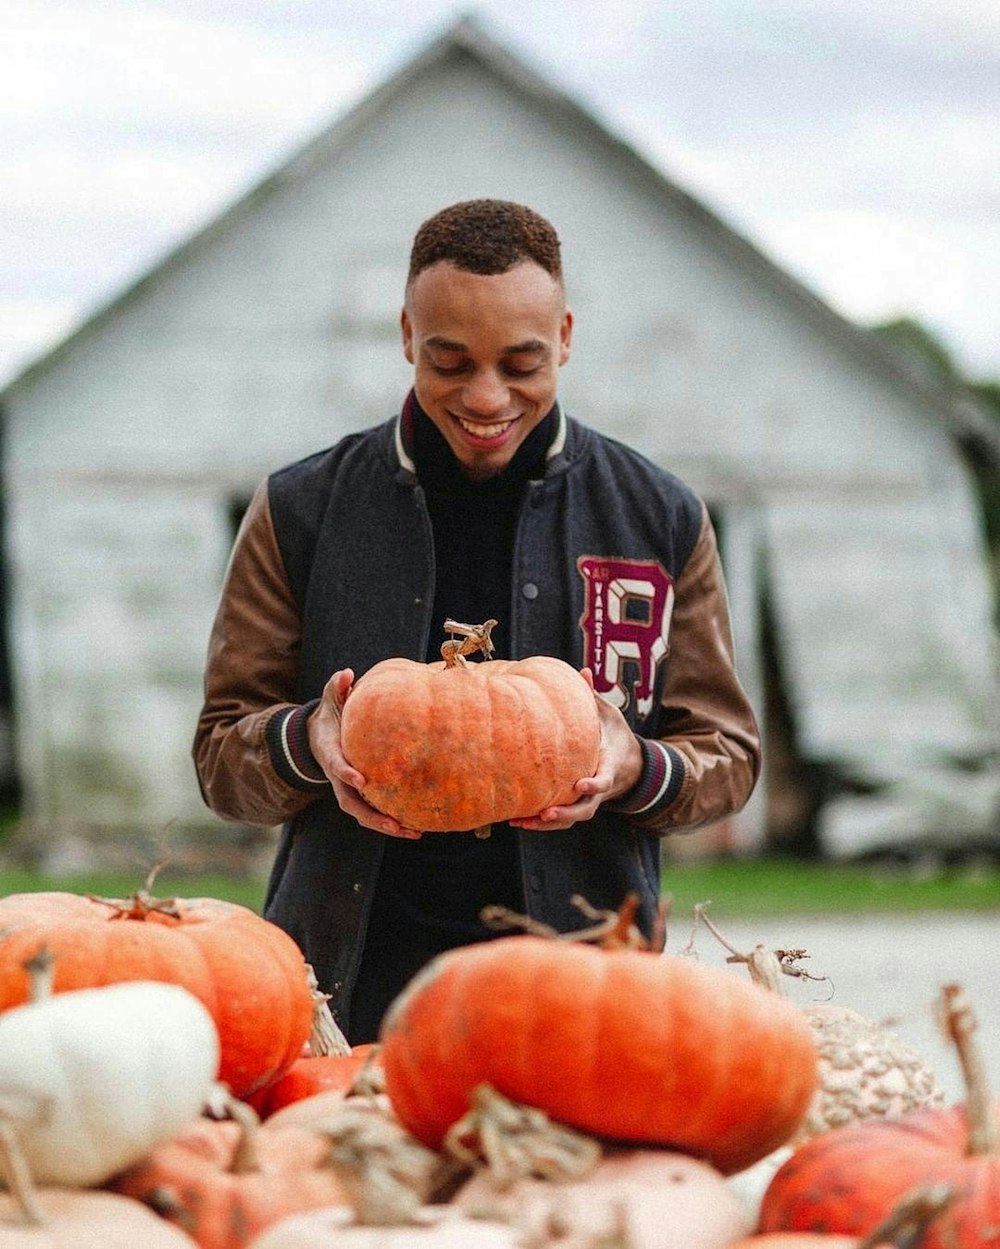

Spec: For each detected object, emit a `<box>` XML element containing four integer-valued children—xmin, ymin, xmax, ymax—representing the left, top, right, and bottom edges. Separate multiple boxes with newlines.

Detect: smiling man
<box><xmin>194</xmin><ymin>199</ymin><xmax>760</xmax><ymax>1043</ymax></box>
<box><xmin>401</xmin><ymin>220</ymin><xmax>572</xmax><ymax>480</ymax></box>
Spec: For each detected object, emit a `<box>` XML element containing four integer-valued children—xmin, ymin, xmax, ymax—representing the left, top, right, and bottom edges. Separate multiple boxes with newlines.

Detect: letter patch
<box><xmin>577</xmin><ymin>557</ymin><xmax>674</xmax><ymax>717</ymax></box>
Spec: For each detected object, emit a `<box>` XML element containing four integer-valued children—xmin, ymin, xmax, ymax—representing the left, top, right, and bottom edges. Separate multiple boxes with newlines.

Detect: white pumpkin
<box><xmin>0</xmin><ymin>978</ymin><xmax>220</xmax><ymax>1187</ymax></box>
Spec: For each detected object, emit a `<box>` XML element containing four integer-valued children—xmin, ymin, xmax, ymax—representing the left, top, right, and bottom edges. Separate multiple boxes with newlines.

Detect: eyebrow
<box><xmin>425</xmin><ymin>336</ymin><xmax>549</xmax><ymax>356</ymax></box>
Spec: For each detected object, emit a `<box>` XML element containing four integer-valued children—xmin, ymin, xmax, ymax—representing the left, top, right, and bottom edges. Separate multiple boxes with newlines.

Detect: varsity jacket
<box><xmin>193</xmin><ymin>404</ymin><xmax>761</xmax><ymax>1032</ymax></box>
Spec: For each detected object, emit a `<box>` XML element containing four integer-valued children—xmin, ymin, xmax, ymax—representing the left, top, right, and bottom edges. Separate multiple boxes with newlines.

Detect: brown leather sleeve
<box><xmin>642</xmin><ymin>502</ymin><xmax>762</xmax><ymax>833</ymax></box>
<box><xmin>192</xmin><ymin>481</ymin><xmax>320</xmax><ymax>826</ymax></box>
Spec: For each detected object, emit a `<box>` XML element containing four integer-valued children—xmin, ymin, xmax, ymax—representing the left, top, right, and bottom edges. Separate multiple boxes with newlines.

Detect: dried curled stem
<box><xmin>939</xmin><ymin>982</ymin><xmax>998</xmax><ymax>1157</ymax></box>
<box><xmin>318</xmin><ymin>1103</ymin><xmax>444</xmax><ymax>1225</ymax></box>
<box><xmin>857</xmin><ymin>1182</ymin><xmax>954</xmax><ymax>1249</ymax></box>
<box><xmin>481</xmin><ymin>893</ymin><xmax>668</xmax><ymax>954</ymax></box>
<box><xmin>440</xmin><ymin>618</ymin><xmax>497</xmax><ymax>667</ymax></box>
<box><xmin>689</xmin><ymin>902</ymin><xmax>831</xmax><ymax>996</ymax></box>
<box><xmin>444</xmin><ymin>1084</ymin><xmax>601</xmax><ymax>1191</ymax></box>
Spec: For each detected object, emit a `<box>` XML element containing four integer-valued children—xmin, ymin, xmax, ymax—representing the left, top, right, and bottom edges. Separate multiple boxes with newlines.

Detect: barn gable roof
<box><xmin>4</xmin><ymin>13</ymin><xmax>997</xmax><ymax>461</ymax></box>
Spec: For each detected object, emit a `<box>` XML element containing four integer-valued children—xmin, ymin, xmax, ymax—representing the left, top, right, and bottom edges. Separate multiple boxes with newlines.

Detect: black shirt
<box><xmin>347</xmin><ymin>402</ymin><xmax>555</xmax><ymax>1042</ymax></box>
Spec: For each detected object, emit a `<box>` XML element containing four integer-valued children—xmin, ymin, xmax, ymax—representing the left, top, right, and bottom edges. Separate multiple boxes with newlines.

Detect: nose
<box><xmin>461</xmin><ymin>369</ymin><xmax>508</xmax><ymax>417</ymax></box>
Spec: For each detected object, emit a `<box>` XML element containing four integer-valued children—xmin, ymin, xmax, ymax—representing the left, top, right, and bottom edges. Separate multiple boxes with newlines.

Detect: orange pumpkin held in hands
<box><xmin>340</xmin><ymin>619</ymin><xmax>601</xmax><ymax>832</ymax></box>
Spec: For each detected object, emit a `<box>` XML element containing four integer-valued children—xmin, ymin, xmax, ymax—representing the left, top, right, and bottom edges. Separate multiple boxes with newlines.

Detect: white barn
<box><xmin>2</xmin><ymin>16</ymin><xmax>997</xmax><ymax>870</ymax></box>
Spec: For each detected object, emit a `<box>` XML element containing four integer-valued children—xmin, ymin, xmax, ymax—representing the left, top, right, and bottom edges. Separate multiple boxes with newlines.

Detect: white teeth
<box><xmin>457</xmin><ymin>417</ymin><xmax>513</xmax><ymax>439</ymax></box>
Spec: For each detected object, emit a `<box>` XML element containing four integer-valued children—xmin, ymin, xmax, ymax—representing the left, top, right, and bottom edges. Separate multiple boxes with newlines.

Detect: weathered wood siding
<box><xmin>4</xmin><ymin>31</ymin><xmax>997</xmax><ymax>861</ymax></box>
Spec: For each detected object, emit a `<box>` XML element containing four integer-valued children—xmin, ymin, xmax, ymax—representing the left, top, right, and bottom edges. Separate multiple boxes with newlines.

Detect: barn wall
<box><xmin>3</xmin><ymin>43</ymin><xmax>997</xmax><ymax>860</ymax></box>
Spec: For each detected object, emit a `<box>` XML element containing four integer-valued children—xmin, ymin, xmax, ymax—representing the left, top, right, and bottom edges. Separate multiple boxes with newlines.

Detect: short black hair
<box><xmin>407</xmin><ymin>199</ymin><xmax>563</xmax><ymax>287</ymax></box>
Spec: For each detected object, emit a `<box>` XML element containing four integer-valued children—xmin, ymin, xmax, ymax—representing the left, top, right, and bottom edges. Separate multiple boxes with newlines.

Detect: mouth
<box><xmin>454</xmin><ymin>415</ymin><xmax>517</xmax><ymax>442</ymax></box>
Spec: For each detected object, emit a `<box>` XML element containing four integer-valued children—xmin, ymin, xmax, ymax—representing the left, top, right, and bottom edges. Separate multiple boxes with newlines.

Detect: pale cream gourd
<box><xmin>246</xmin><ymin>1205</ymin><xmax>521</xmax><ymax>1249</ymax></box>
<box><xmin>454</xmin><ymin>1147</ymin><xmax>753</xmax><ymax>1248</ymax></box>
<box><xmin>446</xmin><ymin>1084</ymin><xmax>752</xmax><ymax>1249</ymax></box>
<box><xmin>0</xmin><ymin>1104</ymin><xmax>198</xmax><ymax>1247</ymax></box>
<box><xmin>0</xmin><ymin>972</ymin><xmax>220</xmax><ymax>1187</ymax></box>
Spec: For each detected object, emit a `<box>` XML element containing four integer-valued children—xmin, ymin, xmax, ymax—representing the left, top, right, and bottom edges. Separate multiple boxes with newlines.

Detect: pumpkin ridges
<box><xmin>341</xmin><ymin>648</ymin><xmax>600</xmax><ymax>831</ymax></box>
<box><xmin>380</xmin><ymin>934</ymin><xmax>818</xmax><ymax>1173</ymax></box>
<box><xmin>759</xmin><ymin>1109</ymin><xmax>998</xmax><ymax>1241</ymax></box>
<box><xmin>0</xmin><ymin>891</ymin><xmax>314</xmax><ymax>1100</ymax></box>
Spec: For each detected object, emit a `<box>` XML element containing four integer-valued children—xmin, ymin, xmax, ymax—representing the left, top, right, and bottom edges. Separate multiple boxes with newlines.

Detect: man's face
<box><xmin>401</xmin><ymin>260</ymin><xmax>573</xmax><ymax>480</ymax></box>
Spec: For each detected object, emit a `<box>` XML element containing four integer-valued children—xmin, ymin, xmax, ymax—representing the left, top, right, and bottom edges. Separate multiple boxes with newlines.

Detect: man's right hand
<box><xmin>308</xmin><ymin>668</ymin><xmax>423</xmax><ymax>839</ymax></box>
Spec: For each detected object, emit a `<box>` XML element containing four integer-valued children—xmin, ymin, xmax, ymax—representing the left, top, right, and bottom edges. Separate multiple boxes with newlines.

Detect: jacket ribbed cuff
<box><xmin>266</xmin><ymin>701</ymin><xmax>331</xmax><ymax>791</ymax></box>
<box><xmin>608</xmin><ymin>736</ymin><xmax>684</xmax><ymax>816</ymax></box>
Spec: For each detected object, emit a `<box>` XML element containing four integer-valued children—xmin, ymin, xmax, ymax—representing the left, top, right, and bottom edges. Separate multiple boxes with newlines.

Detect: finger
<box><xmin>330</xmin><ymin>668</ymin><xmax>355</xmax><ymax>708</ymax></box>
<box><xmin>380</xmin><ymin>823</ymin><xmax>423</xmax><ymax>840</ymax></box>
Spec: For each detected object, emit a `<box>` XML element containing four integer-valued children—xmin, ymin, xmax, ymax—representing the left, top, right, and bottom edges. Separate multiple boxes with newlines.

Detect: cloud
<box><xmin>0</xmin><ymin>0</ymin><xmax>997</xmax><ymax>385</ymax></box>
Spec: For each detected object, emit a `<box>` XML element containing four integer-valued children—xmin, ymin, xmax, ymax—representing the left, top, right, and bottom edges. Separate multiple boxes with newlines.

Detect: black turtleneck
<box><xmin>413</xmin><ymin>401</ymin><xmax>556</xmax><ymax>661</ymax></box>
<box><xmin>348</xmin><ymin>400</ymin><xmax>557</xmax><ymax>1044</ymax></box>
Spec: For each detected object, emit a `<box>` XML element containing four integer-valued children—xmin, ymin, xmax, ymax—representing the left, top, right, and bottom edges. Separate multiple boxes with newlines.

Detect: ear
<box><xmin>558</xmin><ymin>308</ymin><xmax>574</xmax><ymax>366</ymax></box>
<box><xmin>400</xmin><ymin>306</ymin><xmax>414</xmax><ymax>364</ymax></box>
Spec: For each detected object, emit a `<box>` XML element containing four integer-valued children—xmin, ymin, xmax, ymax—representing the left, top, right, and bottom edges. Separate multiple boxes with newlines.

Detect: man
<box><xmin>194</xmin><ymin>199</ymin><xmax>760</xmax><ymax>1042</ymax></box>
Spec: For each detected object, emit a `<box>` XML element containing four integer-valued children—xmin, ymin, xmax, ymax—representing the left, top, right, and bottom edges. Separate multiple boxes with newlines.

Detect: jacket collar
<box><xmin>393</xmin><ymin>390</ymin><xmax>569</xmax><ymax>477</ymax></box>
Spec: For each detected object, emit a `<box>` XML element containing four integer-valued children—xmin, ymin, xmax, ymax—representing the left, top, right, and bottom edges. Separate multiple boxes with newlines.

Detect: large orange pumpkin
<box><xmin>378</xmin><ymin>913</ymin><xmax>819</xmax><ymax>1175</ymax></box>
<box><xmin>0</xmin><ymin>886</ymin><xmax>314</xmax><ymax>1099</ymax></box>
<box><xmin>340</xmin><ymin>620</ymin><xmax>600</xmax><ymax>832</ymax></box>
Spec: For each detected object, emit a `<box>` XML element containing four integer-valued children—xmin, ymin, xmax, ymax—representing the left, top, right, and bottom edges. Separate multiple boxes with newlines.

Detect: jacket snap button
<box><xmin>522</xmin><ymin>582</ymin><xmax>539</xmax><ymax>600</ymax></box>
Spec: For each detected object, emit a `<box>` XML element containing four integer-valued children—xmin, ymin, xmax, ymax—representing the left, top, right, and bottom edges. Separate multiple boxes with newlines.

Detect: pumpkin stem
<box><xmin>0</xmin><ymin>1113</ymin><xmax>47</xmax><ymax>1226</ymax></box>
<box><xmin>444</xmin><ymin>1084</ymin><xmax>601</xmax><ymax>1191</ymax></box>
<box><xmin>480</xmin><ymin>907</ymin><xmax>562</xmax><ymax>938</ymax></box>
<box><xmin>317</xmin><ymin>1103</ymin><xmax>444</xmax><ymax>1224</ymax></box>
<box><xmin>691</xmin><ymin>903</ymin><xmax>830</xmax><ymax>996</ymax></box>
<box><xmin>940</xmin><ymin>982</ymin><xmax>998</xmax><ymax>1156</ymax></box>
<box><xmin>482</xmin><ymin>894</ymin><xmax>662</xmax><ymax>951</ymax></box>
<box><xmin>87</xmin><ymin>888</ymin><xmax>184</xmax><ymax>921</ymax></box>
<box><xmin>855</xmin><ymin>1182</ymin><xmax>954</xmax><ymax>1248</ymax></box>
<box><xmin>215</xmin><ymin>1093</ymin><xmax>263</xmax><ymax>1174</ymax></box>
<box><xmin>305</xmin><ymin>963</ymin><xmax>353</xmax><ymax>1057</ymax></box>
<box><xmin>23</xmin><ymin>945</ymin><xmax>55</xmax><ymax>1002</ymax></box>
<box><xmin>440</xmin><ymin>618</ymin><xmax>497</xmax><ymax>667</ymax></box>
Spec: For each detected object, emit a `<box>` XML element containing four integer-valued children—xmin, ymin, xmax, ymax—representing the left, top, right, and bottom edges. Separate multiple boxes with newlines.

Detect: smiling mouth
<box><xmin>455</xmin><ymin>416</ymin><xmax>516</xmax><ymax>440</ymax></box>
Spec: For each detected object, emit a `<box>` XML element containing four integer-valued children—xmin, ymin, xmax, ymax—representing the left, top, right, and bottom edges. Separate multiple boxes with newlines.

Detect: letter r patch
<box><xmin>577</xmin><ymin>557</ymin><xmax>674</xmax><ymax>717</ymax></box>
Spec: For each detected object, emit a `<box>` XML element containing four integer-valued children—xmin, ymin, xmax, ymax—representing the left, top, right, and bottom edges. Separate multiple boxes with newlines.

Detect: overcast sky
<box><xmin>3</xmin><ymin>0</ymin><xmax>999</xmax><ymax>389</ymax></box>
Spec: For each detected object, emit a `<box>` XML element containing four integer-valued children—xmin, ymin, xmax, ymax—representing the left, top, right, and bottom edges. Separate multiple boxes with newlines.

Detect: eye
<box><xmin>432</xmin><ymin>363</ymin><xmax>470</xmax><ymax>376</ymax></box>
<box><xmin>502</xmin><ymin>360</ymin><xmax>542</xmax><ymax>378</ymax></box>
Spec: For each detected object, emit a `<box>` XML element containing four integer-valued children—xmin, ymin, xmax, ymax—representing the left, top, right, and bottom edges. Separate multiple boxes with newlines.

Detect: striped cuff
<box><xmin>608</xmin><ymin>737</ymin><xmax>684</xmax><ymax>816</ymax></box>
<box><xmin>266</xmin><ymin>701</ymin><xmax>331</xmax><ymax>792</ymax></box>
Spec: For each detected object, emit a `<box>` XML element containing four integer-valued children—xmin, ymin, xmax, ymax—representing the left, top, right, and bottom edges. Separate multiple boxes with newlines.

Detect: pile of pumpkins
<box><xmin>0</xmin><ymin>879</ymin><xmax>996</xmax><ymax>1248</ymax></box>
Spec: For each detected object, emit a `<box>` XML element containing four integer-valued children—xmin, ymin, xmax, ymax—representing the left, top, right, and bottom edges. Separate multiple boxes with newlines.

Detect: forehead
<box><xmin>406</xmin><ymin>261</ymin><xmax>565</xmax><ymax>339</ymax></box>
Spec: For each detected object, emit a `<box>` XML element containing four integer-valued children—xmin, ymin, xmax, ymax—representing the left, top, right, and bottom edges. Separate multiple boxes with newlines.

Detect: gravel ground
<box><xmin>676</xmin><ymin>910</ymin><xmax>1000</xmax><ymax>1107</ymax></box>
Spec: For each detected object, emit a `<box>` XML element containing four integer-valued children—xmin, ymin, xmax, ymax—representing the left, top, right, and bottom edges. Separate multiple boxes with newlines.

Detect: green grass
<box><xmin>1</xmin><ymin>854</ymin><xmax>997</xmax><ymax>918</ymax></box>
<box><xmin>0</xmin><ymin>868</ymin><xmax>268</xmax><ymax>913</ymax></box>
<box><xmin>660</xmin><ymin>853</ymin><xmax>1000</xmax><ymax>917</ymax></box>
